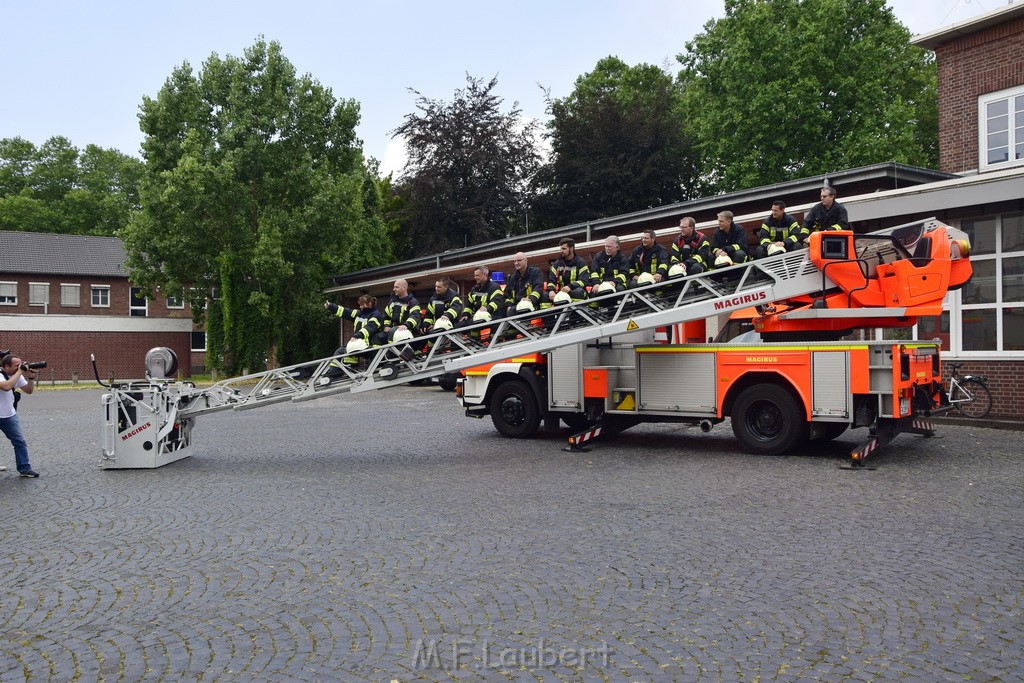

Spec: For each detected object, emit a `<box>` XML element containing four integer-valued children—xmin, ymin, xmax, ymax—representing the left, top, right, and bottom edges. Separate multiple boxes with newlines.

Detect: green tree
<box><xmin>0</xmin><ymin>136</ymin><xmax>143</xmax><ymax>235</ymax></box>
<box><xmin>534</xmin><ymin>57</ymin><xmax>698</xmax><ymax>228</ymax></box>
<box><xmin>123</xmin><ymin>37</ymin><xmax>375</xmax><ymax>374</ymax></box>
<box><xmin>392</xmin><ymin>75</ymin><xmax>540</xmax><ymax>257</ymax></box>
<box><xmin>678</xmin><ymin>0</ymin><xmax>938</xmax><ymax>193</ymax></box>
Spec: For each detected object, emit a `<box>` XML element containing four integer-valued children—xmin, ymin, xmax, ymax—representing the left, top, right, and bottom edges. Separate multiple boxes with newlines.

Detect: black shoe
<box><xmin>19</xmin><ymin>469</ymin><xmax>39</xmax><ymax>478</ymax></box>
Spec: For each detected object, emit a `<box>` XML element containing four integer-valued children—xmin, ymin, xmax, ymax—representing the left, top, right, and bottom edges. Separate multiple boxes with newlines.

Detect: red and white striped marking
<box><xmin>569</xmin><ymin>426</ymin><xmax>603</xmax><ymax>446</ymax></box>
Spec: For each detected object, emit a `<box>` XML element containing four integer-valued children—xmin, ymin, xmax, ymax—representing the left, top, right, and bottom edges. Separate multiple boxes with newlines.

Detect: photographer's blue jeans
<box><xmin>0</xmin><ymin>413</ymin><xmax>31</xmax><ymax>472</ymax></box>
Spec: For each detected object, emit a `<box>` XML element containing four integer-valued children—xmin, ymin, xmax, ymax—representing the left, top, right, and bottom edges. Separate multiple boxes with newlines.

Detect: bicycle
<box><xmin>945</xmin><ymin>363</ymin><xmax>993</xmax><ymax>419</ymax></box>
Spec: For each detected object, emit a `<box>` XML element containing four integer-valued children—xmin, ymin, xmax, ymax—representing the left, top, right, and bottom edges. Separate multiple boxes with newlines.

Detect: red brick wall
<box><xmin>2</xmin><ymin>331</ymin><xmax>194</xmax><ymax>382</ymax></box>
<box><xmin>934</xmin><ymin>16</ymin><xmax>1024</xmax><ymax>173</ymax></box>
<box><xmin>0</xmin><ymin>275</ymin><xmax>193</xmax><ymax>318</ymax></box>
<box><xmin>942</xmin><ymin>360</ymin><xmax>1024</xmax><ymax>419</ymax></box>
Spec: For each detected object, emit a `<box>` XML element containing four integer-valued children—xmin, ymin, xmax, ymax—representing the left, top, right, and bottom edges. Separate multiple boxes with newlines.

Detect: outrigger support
<box><xmin>843</xmin><ymin>417</ymin><xmax>936</xmax><ymax>470</ymax></box>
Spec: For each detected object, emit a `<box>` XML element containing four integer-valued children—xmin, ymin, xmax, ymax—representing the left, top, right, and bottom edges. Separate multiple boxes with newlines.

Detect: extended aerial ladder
<box><xmin>99</xmin><ymin>219</ymin><xmax>971</xmax><ymax>469</ymax></box>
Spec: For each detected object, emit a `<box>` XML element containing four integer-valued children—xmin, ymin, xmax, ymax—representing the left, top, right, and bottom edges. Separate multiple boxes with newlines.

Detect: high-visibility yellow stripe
<box><xmin>635</xmin><ymin>345</ymin><xmax>870</xmax><ymax>353</ymax></box>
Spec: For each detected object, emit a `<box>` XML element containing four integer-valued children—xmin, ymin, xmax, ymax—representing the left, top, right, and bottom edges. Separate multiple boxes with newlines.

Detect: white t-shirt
<box><xmin>0</xmin><ymin>374</ymin><xmax>27</xmax><ymax>419</ymax></box>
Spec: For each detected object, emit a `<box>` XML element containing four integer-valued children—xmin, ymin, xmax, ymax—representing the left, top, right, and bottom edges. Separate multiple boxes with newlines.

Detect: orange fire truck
<box><xmin>457</xmin><ymin>219</ymin><xmax>973</xmax><ymax>464</ymax></box>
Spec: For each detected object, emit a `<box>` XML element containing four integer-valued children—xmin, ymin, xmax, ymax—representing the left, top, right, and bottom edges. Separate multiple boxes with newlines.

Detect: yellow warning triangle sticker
<box><xmin>626</xmin><ymin>319</ymin><xmax>639</xmax><ymax>331</ymax></box>
<box><xmin>616</xmin><ymin>393</ymin><xmax>636</xmax><ymax>411</ymax></box>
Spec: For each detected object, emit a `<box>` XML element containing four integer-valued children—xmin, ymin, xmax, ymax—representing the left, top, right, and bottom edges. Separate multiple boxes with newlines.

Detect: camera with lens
<box><xmin>23</xmin><ymin>361</ymin><xmax>47</xmax><ymax>370</ymax></box>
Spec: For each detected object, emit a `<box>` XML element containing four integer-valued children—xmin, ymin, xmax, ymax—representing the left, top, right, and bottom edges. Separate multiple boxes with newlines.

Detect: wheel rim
<box><xmin>500</xmin><ymin>395</ymin><xmax>526</xmax><ymax>427</ymax></box>
<box><xmin>745</xmin><ymin>400</ymin><xmax>784</xmax><ymax>441</ymax></box>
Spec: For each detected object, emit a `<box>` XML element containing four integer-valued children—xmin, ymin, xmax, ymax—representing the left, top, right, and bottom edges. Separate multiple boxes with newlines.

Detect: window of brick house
<box><xmin>61</xmin><ymin>283</ymin><xmax>80</xmax><ymax>307</ymax></box>
<box><xmin>0</xmin><ymin>281</ymin><xmax>16</xmax><ymax>305</ymax></box>
<box><xmin>129</xmin><ymin>286</ymin><xmax>148</xmax><ymax>317</ymax></box>
<box><xmin>91</xmin><ymin>285</ymin><xmax>110</xmax><ymax>308</ymax></box>
<box><xmin>28</xmin><ymin>282</ymin><xmax>49</xmax><ymax>307</ymax></box>
<box><xmin>979</xmin><ymin>86</ymin><xmax>1024</xmax><ymax>171</ymax></box>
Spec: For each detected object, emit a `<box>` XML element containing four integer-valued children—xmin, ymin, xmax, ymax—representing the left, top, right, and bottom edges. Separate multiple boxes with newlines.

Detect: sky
<box><xmin>1</xmin><ymin>0</ymin><xmax>994</xmax><ymax>177</ymax></box>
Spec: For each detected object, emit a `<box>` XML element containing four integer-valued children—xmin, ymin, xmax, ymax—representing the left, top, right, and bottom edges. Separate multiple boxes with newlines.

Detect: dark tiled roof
<box><xmin>0</xmin><ymin>230</ymin><xmax>128</xmax><ymax>277</ymax></box>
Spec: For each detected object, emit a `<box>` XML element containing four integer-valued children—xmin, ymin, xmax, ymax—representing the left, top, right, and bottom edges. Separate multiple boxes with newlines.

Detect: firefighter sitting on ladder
<box><xmin>547</xmin><ymin>237</ymin><xmax>590</xmax><ymax>305</ymax></box>
<box><xmin>456</xmin><ymin>265</ymin><xmax>505</xmax><ymax>340</ymax></box>
<box><xmin>628</xmin><ymin>229</ymin><xmax>670</xmax><ymax>288</ymax></box>
<box><xmin>669</xmin><ymin>217</ymin><xmax>711</xmax><ymax>277</ymax></box>
<box><xmin>590</xmin><ymin>236</ymin><xmax>630</xmax><ymax>299</ymax></box>
<box><xmin>754</xmin><ymin>200</ymin><xmax>804</xmax><ymax>259</ymax></box>
<box><xmin>504</xmin><ymin>252</ymin><xmax>546</xmax><ymax>317</ymax></box>
<box><xmin>324</xmin><ymin>294</ymin><xmax>383</xmax><ymax>367</ymax></box>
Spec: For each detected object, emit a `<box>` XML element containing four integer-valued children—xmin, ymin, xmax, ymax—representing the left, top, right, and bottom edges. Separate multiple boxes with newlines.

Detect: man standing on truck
<box><xmin>547</xmin><ymin>238</ymin><xmax>590</xmax><ymax>304</ymax></box>
<box><xmin>802</xmin><ymin>186</ymin><xmax>849</xmax><ymax>243</ymax></box>
<box><xmin>755</xmin><ymin>200</ymin><xmax>805</xmax><ymax>259</ymax></box>
<box><xmin>504</xmin><ymin>252</ymin><xmax>546</xmax><ymax>316</ymax></box>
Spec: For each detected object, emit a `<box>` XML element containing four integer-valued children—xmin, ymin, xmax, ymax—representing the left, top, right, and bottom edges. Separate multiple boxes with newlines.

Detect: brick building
<box><xmin>0</xmin><ymin>231</ymin><xmax>202</xmax><ymax>382</ymax></box>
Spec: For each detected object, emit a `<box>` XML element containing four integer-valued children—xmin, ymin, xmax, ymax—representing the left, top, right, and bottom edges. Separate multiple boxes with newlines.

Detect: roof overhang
<box><xmin>912</xmin><ymin>2</ymin><xmax>1024</xmax><ymax>51</ymax></box>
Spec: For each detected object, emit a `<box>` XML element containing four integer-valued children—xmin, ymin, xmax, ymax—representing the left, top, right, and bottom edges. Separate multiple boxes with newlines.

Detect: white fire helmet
<box><xmin>715</xmin><ymin>254</ymin><xmax>733</xmax><ymax>268</ymax></box>
<box><xmin>472</xmin><ymin>308</ymin><xmax>492</xmax><ymax>323</ymax></box>
<box><xmin>515</xmin><ymin>299</ymin><xmax>536</xmax><ymax>313</ymax></box>
<box><xmin>432</xmin><ymin>316</ymin><xmax>454</xmax><ymax>331</ymax></box>
<box><xmin>637</xmin><ymin>272</ymin><xmax>657</xmax><ymax>286</ymax></box>
<box><xmin>553</xmin><ymin>291</ymin><xmax>573</xmax><ymax>305</ymax></box>
<box><xmin>595</xmin><ymin>281</ymin><xmax>617</xmax><ymax>295</ymax></box>
<box><xmin>767</xmin><ymin>243</ymin><xmax>787</xmax><ymax>256</ymax></box>
<box><xmin>345</xmin><ymin>337</ymin><xmax>368</xmax><ymax>354</ymax></box>
<box><xmin>392</xmin><ymin>327</ymin><xmax>414</xmax><ymax>343</ymax></box>
<box><xmin>668</xmin><ymin>263</ymin><xmax>687</xmax><ymax>279</ymax></box>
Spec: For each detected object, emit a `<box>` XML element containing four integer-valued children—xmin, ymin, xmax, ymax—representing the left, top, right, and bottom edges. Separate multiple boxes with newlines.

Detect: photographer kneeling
<box><xmin>0</xmin><ymin>354</ymin><xmax>40</xmax><ymax>477</ymax></box>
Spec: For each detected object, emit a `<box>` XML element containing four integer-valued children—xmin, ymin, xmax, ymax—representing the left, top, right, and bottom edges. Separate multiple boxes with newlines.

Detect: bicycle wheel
<box><xmin>953</xmin><ymin>378</ymin><xmax>993</xmax><ymax>419</ymax></box>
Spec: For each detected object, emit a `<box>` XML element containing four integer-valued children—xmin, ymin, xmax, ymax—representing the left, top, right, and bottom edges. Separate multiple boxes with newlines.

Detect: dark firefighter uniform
<box><xmin>711</xmin><ymin>221</ymin><xmax>751</xmax><ymax>267</ymax></box>
<box><xmin>590</xmin><ymin>250</ymin><xmax>630</xmax><ymax>292</ymax></box>
<box><xmin>547</xmin><ymin>254</ymin><xmax>590</xmax><ymax>302</ymax></box>
<box><xmin>424</xmin><ymin>288</ymin><xmax>463</xmax><ymax>329</ymax></box>
<box><xmin>629</xmin><ymin>241</ymin><xmax>670</xmax><ymax>283</ymax></box>
<box><xmin>755</xmin><ymin>211</ymin><xmax>805</xmax><ymax>258</ymax></box>
<box><xmin>326</xmin><ymin>303</ymin><xmax>383</xmax><ymax>365</ymax></box>
<box><xmin>461</xmin><ymin>277</ymin><xmax>505</xmax><ymax>324</ymax></box>
<box><xmin>372</xmin><ymin>293</ymin><xmax>422</xmax><ymax>345</ymax></box>
<box><xmin>671</xmin><ymin>231</ymin><xmax>711</xmax><ymax>275</ymax></box>
<box><xmin>505</xmin><ymin>265</ymin><xmax>546</xmax><ymax>315</ymax></box>
<box><xmin>802</xmin><ymin>200</ymin><xmax>849</xmax><ymax>235</ymax></box>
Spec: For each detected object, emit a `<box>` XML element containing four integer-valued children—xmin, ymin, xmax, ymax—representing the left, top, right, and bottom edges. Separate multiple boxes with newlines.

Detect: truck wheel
<box><xmin>438</xmin><ymin>372</ymin><xmax>459</xmax><ymax>392</ymax></box>
<box><xmin>731</xmin><ymin>383</ymin><xmax>808</xmax><ymax>455</ymax></box>
<box><xmin>490</xmin><ymin>380</ymin><xmax>541</xmax><ymax>438</ymax></box>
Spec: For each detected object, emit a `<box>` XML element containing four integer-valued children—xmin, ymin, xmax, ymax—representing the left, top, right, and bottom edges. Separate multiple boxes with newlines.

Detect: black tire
<box><xmin>814</xmin><ymin>422</ymin><xmax>849</xmax><ymax>441</ymax></box>
<box><xmin>438</xmin><ymin>373</ymin><xmax>459</xmax><ymax>392</ymax></box>
<box><xmin>490</xmin><ymin>380</ymin><xmax>541</xmax><ymax>439</ymax></box>
<box><xmin>953</xmin><ymin>378</ymin><xmax>993</xmax><ymax>419</ymax></box>
<box><xmin>731</xmin><ymin>383</ymin><xmax>809</xmax><ymax>455</ymax></box>
<box><xmin>560</xmin><ymin>412</ymin><xmax>591</xmax><ymax>431</ymax></box>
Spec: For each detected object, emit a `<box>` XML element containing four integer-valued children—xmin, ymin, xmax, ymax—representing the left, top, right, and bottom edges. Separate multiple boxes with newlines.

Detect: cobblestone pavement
<box><xmin>0</xmin><ymin>385</ymin><xmax>1021</xmax><ymax>682</ymax></box>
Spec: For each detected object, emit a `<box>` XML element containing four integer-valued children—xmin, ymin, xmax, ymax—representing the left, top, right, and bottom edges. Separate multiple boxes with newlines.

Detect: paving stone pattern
<box><xmin>0</xmin><ymin>387</ymin><xmax>1021</xmax><ymax>682</ymax></box>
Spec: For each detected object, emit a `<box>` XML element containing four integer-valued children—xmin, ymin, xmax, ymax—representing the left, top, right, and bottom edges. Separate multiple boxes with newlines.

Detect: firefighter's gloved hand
<box><xmin>325</xmin><ymin>302</ymin><xmax>339</xmax><ymax>314</ymax></box>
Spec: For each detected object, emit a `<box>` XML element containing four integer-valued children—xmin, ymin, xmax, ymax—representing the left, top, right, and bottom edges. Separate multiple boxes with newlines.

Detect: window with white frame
<box><xmin>191</xmin><ymin>331</ymin><xmax>207</xmax><ymax>352</ymax></box>
<box><xmin>129</xmin><ymin>286</ymin><xmax>148</xmax><ymax>317</ymax></box>
<box><xmin>28</xmin><ymin>282</ymin><xmax>50</xmax><ymax>307</ymax></box>
<box><xmin>0</xmin><ymin>281</ymin><xmax>16</xmax><ymax>305</ymax></box>
<box><xmin>955</xmin><ymin>212</ymin><xmax>1024</xmax><ymax>354</ymax></box>
<box><xmin>61</xmin><ymin>283</ymin><xmax>80</xmax><ymax>307</ymax></box>
<box><xmin>165</xmin><ymin>291</ymin><xmax>184</xmax><ymax>309</ymax></box>
<box><xmin>91</xmin><ymin>285</ymin><xmax>110</xmax><ymax>308</ymax></box>
<box><xmin>979</xmin><ymin>86</ymin><xmax>1024</xmax><ymax>170</ymax></box>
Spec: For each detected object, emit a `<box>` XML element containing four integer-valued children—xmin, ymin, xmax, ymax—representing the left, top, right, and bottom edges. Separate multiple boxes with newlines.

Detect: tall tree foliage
<box><xmin>533</xmin><ymin>57</ymin><xmax>698</xmax><ymax>228</ymax></box>
<box><xmin>392</xmin><ymin>75</ymin><xmax>540</xmax><ymax>257</ymax></box>
<box><xmin>0</xmin><ymin>136</ymin><xmax>143</xmax><ymax>235</ymax></box>
<box><xmin>123</xmin><ymin>38</ymin><xmax>375</xmax><ymax>373</ymax></box>
<box><xmin>678</xmin><ymin>0</ymin><xmax>938</xmax><ymax>193</ymax></box>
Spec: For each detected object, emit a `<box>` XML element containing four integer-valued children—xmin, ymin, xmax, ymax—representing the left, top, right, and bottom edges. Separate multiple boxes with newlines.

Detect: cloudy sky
<box><xmin>1</xmin><ymin>0</ymin><xmax>990</xmax><ymax>176</ymax></box>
